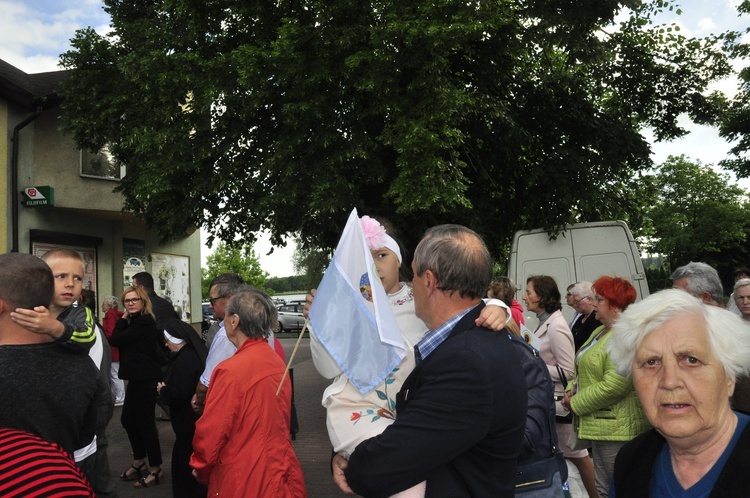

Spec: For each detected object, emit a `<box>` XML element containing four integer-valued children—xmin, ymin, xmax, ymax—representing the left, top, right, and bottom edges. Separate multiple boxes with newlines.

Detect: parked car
<box><xmin>201</xmin><ymin>302</ymin><xmax>218</xmax><ymax>337</ymax></box>
<box><xmin>202</xmin><ymin>302</ymin><xmax>213</xmax><ymax>320</ymax></box>
<box><xmin>277</xmin><ymin>303</ymin><xmax>305</xmax><ymax>332</ymax></box>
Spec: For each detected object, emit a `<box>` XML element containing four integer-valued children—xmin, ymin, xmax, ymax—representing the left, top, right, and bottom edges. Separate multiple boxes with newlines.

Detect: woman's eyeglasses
<box><xmin>123</xmin><ymin>298</ymin><xmax>142</xmax><ymax>305</ymax></box>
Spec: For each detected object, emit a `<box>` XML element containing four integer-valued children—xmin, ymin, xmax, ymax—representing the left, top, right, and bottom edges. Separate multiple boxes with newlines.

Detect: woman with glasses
<box><xmin>109</xmin><ymin>286</ymin><xmax>164</xmax><ymax>489</ymax></box>
<box><xmin>569</xmin><ymin>281</ymin><xmax>601</xmax><ymax>353</ymax></box>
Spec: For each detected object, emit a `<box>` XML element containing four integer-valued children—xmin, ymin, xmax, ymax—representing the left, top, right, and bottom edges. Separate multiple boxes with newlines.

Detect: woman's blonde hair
<box><xmin>121</xmin><ymin>286</ymin><xmax>156</xmax><ymax>321</ymax></box>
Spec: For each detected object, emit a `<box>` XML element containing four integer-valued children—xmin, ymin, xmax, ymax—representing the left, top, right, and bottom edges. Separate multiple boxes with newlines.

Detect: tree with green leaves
<box><xmin>645</xmin><ymin>155</ymin><xmax>749</xmax><ymax>270</ymax></box>
<box><xmin>292</xmin><ymin>243</ymin><xmax>330</xmax><ymax>292</ymax></box>
<box><xmin>201</xmin><ymin>243</ymin><xmax>269</xmax><ymax>298</ymax></box>
<box><xmin>720</xmin><ymin>0</ymin><xmax>750</xmax><ymax>177</ymax></box>
<box><xmin>265</xmin><ymin>275</ymin><xmax>310</xmax><ymax>294</ymax></box>
<box><xmin>59</xmin><ymin>0</ymin><xmax>732</xmax><ymax>259</ymax></box>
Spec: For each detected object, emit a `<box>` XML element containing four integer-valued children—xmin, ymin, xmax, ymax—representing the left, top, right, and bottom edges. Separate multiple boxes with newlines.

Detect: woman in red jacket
<box><xmin>190</xmin><ymin>288</ymin><xmax>306</xmax><ymax>497</ymax></box>
<box><xmin>101</xmin><ymin>296</ymin><xmax>125</xmax><ymax>406</ymax></box>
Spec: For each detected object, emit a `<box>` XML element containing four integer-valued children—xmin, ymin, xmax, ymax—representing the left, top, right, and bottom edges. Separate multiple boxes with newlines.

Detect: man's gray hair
<box><xmin>209</xmin><ymin>273</ymin><xmax>248</xmax><ymax>299</ymax></box>
<box><xmin>225</xmin><ymin>287</ymin><xmax>278</xmax><ymax>339</ymax></box>
<box><xmin>413</xmin><ymin>224</ymin><xmax>492</xmax><ymax>300</ymax></box>
<box><xmin>670</xmin><ymin>262</ymin><xmax>723</xmax><ymax>304</ymax></box>
<box><xmin>734</xmin><ymin>278</ymin><xmax>750</xmax><ymax>292</ymax></box>
<box><xmin>570</xmin><ymin>281</ymin><xmax>594</xmax><ymax>299</ymax></box>
<box><xmin>608</xmin><ymin>289</ymin><xmax>750</xmax><ymax>381</ymax></box>
<box><xmin>103</xmin><ymin>296</ymin><xmax>119</xmax><ymax>309</ymax></box>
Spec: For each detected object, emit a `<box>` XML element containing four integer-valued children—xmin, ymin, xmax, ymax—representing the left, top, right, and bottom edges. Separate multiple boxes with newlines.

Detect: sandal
<box><xmin>133</xmin><ymin>469</ymin><xmax>164</xmax><ymax>489</ymax></box>
<box><xmin>120</xmin><ymin>462</ymin><xmax>146</xmax><ymax>481</ymax></box>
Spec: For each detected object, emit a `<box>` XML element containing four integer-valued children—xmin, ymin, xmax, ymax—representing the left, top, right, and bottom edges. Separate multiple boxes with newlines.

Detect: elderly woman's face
<box><xmin>574</xmin><ymin>294</ymin><xmax>595</xmax><ymax>315</ymax></box>
<box><xmin>632</xmin><ymin>314</ymin><xmax>735</xmax><ymax>446</ymax></box>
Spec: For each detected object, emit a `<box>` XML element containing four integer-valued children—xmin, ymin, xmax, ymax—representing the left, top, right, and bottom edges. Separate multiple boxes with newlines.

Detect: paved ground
<box><xmin>107</xmin><ymin>337</ymin><xmax>345</xmax><ymax>497</ymax></box>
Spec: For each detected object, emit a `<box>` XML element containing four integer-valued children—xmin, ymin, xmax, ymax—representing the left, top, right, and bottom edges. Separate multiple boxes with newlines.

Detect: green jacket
<box><xmin>567</xmin><ymin>326</ymin><xmax>650</xmax><ymax>441</ymax></box>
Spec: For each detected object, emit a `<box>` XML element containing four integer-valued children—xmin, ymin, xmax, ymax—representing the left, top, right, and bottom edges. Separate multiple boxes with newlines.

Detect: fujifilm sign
<box><xmin>22</xmin><ymin>186</ymin><xmax>55</xmax><ymax>207</ymax></box>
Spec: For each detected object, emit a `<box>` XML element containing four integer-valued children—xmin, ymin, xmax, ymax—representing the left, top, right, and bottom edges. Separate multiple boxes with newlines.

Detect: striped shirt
<box><xmin>0</xmin><ymin>428</ymin><xmax>94</xmax><ymax>497</ymax></box>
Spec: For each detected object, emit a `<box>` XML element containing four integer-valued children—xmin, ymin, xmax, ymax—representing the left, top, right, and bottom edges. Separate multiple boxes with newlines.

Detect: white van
<box><xmin>508</xmin><ymin>221</ymin><xmax>649</xmax><ymax>328</ymax></box>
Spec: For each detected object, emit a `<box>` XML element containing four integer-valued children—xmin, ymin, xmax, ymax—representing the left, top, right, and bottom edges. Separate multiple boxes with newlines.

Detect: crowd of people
<box><xmin>2</xmin><ymin>219</ymin><xmax>750</xmax><ymax>497</ymax></box>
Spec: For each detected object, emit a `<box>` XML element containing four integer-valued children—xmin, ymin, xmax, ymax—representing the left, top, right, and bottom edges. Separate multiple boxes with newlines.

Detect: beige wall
<box><xmin>27</xmin><ymin>109</ymin><xmax>124</xmax><ymax>213</ymax></box>
<box><xmin>7</xmin><ymin>103</ymin><xmax>202</xmax><ymax>325</ymax></box>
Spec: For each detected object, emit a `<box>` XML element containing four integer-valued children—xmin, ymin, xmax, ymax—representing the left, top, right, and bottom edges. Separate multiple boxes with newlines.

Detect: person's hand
<box><xmin>191</xmin><ymin>468</ymin><xmax>204</xmax><ymax>484</ymax></box>
<box><xmin>562</xmin><ymin>389</ymin><xmax>575</xmax><ymax>411</ymax></box>
<box><xmin>10</xmin><ymin>307</ymin><xmax>64</xmax><ymax>339</ymax></box>
<box><xmin>302</xmin><ymin>289</ymin><xmax>316</xmax><ymax>319</ymax></box>
<box><xmin>332</xmin><ymin>453</ymin><xmax>355</xmax><ymax>495</ymax></box>
<box><xmin>156</xmin><ymin>382</ymin><xmax>165</xmax><ymax>395</ymax></box>
<box><xmin>475</xmin><ymin>304</ymin><xmax>508</xmax><ymax>331</ymax></box>
<box><xmin>122</xmin><ymin>310</ymin><xmax>130</xmax><ymax>320</ymax></box>
<box><xmin>190</xmin><ymin>394</ymin><xmax>204</xmax><ymax>415</ymax></box>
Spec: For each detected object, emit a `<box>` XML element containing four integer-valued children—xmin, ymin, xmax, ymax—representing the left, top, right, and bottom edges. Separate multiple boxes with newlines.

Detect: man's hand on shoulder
<box><xmin>332</xmin><ymin>453</ymin><xmax>356</xmax><ymax>495</ymax></box>
<box><xmin>10</xmin><ymin>307</ymin><xmax>64</xmax><ymax>339</ymax></box>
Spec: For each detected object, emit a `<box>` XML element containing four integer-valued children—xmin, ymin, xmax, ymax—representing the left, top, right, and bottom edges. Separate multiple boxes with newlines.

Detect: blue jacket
<box><xmin>509</xmin><ymin>333</ymin><xmax>565</xmax><ymax>479</ymax></box>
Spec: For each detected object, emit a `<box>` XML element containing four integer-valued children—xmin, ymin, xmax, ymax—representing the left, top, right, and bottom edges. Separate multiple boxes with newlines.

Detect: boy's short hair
<box><xmin>0</xmin><ymin>254</ymin><xmax>54</xmax><ymax>309</ymax></box>
<box><xmin>41</xmin><ymin>248</ymin><xmax>85</xmax><ymax>267</ymax></box>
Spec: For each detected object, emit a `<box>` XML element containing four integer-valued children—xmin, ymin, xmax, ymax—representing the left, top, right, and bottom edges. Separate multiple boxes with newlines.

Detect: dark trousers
<box><xmin>172</xmin><ymin>428</ymin><xmax>206</xmax><ymax>498</ymax></box>
<box><xmin>92</xmin><ymin>432</ymin><xmax>118</xmax><ymax>498</ymax></box>
<box><xmin>121</xmin><ymin>379</ymin><xmax>162</xmax><ymax>467</ymax></box>
<box><xmin>77</xmin><ymin>451</ymin><xmax>96</xmax><ymax>485</ymax></box>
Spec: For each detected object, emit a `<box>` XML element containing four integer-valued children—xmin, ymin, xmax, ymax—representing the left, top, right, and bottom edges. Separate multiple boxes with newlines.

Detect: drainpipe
<box><xmin>10</xmin><ymin>106</ymin><xmax>42</xmax><ymax>252</ymax></box>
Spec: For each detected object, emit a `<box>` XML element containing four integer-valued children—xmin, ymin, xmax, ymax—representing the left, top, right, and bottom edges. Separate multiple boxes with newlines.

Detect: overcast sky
<box><xmin>2</xmin><ymin>0</ymin><xmax>748</xmax><ymax>276</ymax></box>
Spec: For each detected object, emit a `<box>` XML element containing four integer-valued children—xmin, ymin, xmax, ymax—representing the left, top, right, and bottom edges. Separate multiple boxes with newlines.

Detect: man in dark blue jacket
<box><xmin>334</xmin><ymin>225</ymin><xmax>528</xmax><ymax>497</ymax></box>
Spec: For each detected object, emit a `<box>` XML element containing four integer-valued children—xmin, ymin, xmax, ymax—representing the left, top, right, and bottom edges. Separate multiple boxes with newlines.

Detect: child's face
<box><xmin>45</xmin><ymin>256</ymin><xmax>84</xmax><ymax>311</ymax></box>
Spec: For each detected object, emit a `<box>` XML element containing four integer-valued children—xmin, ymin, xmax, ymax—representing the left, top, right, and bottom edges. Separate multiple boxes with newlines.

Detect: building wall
<box><xmin>5</xmin><ymin>99</ymin><xmax>202</xmax><ymax>326</ymax></box>
<box><xmin>28</xmin><ymin>109</ymin><xmax>124</xmax><ymax>213</ymax></box>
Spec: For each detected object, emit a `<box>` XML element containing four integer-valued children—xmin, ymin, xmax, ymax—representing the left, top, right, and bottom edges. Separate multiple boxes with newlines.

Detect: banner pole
<box><xmin>276</xmin><ymin>319</ymin><xmax>309</xmax><ymax>396</ymax></box>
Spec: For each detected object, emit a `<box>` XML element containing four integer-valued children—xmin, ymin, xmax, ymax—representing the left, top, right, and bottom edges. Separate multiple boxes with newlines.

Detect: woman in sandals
<box><xmin>109</xmin><ymin>285</ymin><xmax>164</xmax><ymax>488</ymax></box>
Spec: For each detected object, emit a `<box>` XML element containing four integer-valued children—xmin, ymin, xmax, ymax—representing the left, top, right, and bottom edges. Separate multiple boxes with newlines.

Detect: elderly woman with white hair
<box><xmin>733</xmin><ymin>278</ymin><xmax>750</xmax><ymax>321</ymax></box>
<box><xmin>607</xmin><ymin>289</ymin><xmax>750</xmax><ymax>497</ymax></box>
<box><xmin>190</xmin><ymin>288</ymin><xmax>306</xmax><ymax>497</ymax></box>
<box><xmin>569</xmin><ymin>281</ymin><xmax>601</xmax><ymax>353</ymax></box>
<box><xmin>729</xmin><ymin>278</ymin><xmax>750</xmax><ymax>414</ymax></box>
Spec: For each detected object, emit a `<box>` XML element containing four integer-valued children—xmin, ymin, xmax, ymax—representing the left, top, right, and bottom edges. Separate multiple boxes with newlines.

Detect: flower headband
<box><xmin>360</xmin><ymin>215</ymin><xmax>402</xmax><ymax>263</ymax></box>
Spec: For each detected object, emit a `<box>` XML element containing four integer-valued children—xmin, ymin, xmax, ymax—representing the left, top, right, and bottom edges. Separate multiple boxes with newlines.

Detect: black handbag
<box><xmin>554</xmin><ymin>365</ymin><xmax>573</xmax><ymax>424</ymax></box>
<box><xmin>514</xmin><ymin>453</ymin><xmax>566</xmax><ymax>497</ymax></box>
